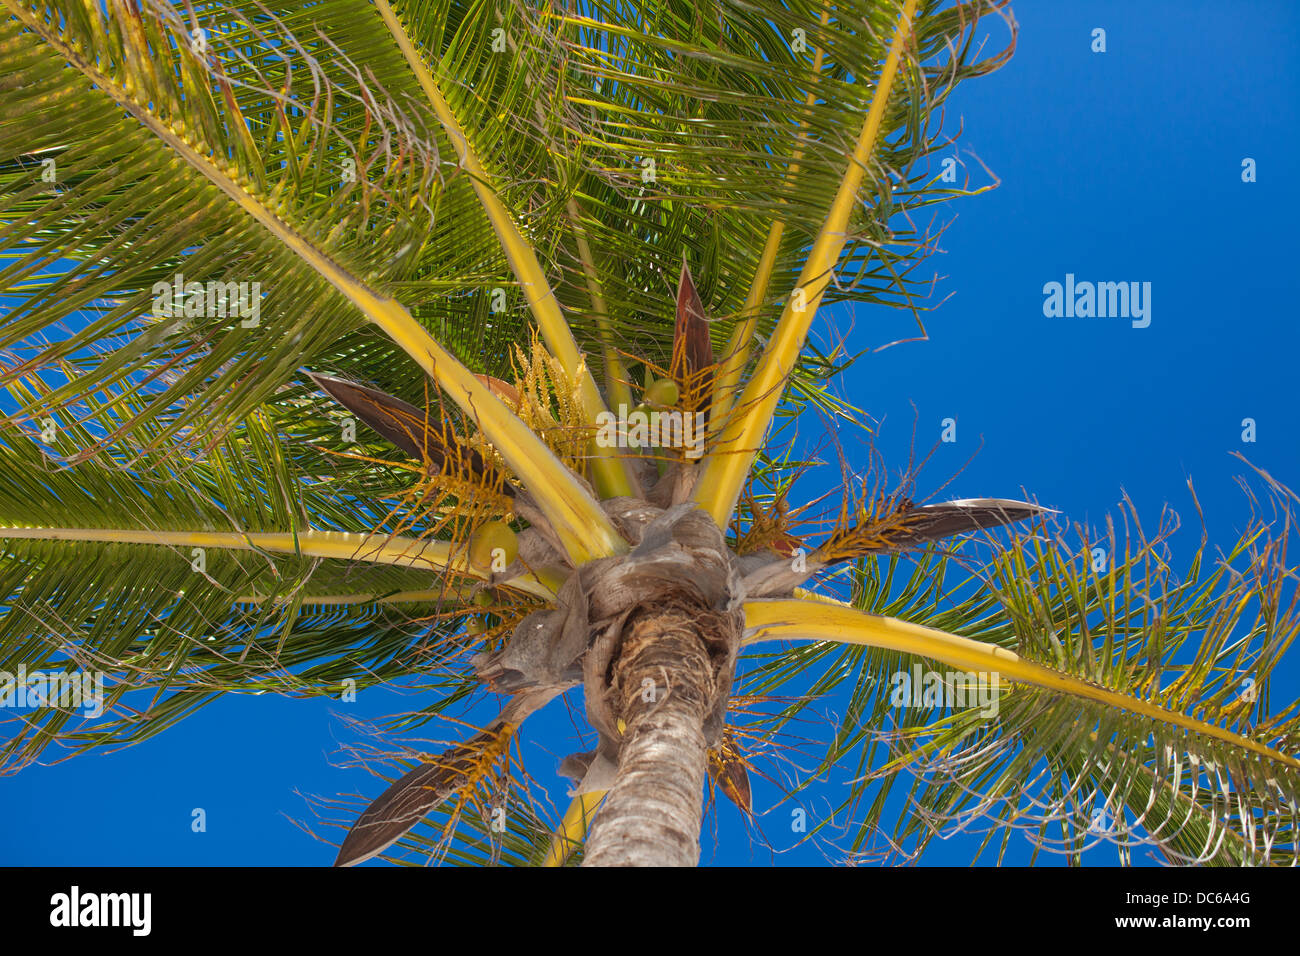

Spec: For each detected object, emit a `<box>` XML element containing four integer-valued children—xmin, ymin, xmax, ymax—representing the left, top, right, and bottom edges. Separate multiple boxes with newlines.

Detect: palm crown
<box><xmin>2</xmin><ymin>0</ymin><xmax>1298</xmax><ymax>866</ymax></box>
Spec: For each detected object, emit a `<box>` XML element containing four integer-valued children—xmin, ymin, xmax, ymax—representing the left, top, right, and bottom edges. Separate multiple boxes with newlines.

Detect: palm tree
<box><xmin>1</xmin><ymin>0</ymin><xmax>1297</xmax><ymax>867</ymax></box>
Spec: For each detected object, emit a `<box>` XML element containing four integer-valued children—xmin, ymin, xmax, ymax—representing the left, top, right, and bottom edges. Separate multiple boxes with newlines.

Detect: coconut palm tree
<box><xmin>2</xmin><ymin>0</ymin><xmax>1298</xmax><ymax>867</ymax></box>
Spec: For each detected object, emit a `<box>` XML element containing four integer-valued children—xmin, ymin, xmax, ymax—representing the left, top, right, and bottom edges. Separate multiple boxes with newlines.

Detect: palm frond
<box><xmin>740</xmin><ymin>489</ymin><xmax>1300</xmax><ymax>864</ymax></box>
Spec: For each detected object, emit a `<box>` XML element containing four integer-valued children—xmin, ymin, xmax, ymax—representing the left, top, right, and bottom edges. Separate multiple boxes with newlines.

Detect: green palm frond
<box><xmin>3</xmin><ymin>0</ymin><xmax>1008</xmax><ymax>423</ymax></box>
<box><xmin>741</xmin><ymin>487</ymin><xmax>1300</xmax><ymax>865</ymax></box>
<box><xmin>1</xmin><ymin>0</ymin><xmax>456</xmax><ymax>440</ymax></box>
<box><xmin>528</xmin><ymin>0</ymin><xmax>1010</xmax><ymax>356</ymax></box>
<box><xmin>0</xmin><ymin>387</ymin><xmax>508</xmax><ymax>768</ymax></box>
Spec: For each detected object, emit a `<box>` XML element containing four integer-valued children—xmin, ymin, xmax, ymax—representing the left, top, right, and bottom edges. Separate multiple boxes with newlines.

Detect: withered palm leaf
<box><xmin>671</xmin><ymin>261</ymin><xmax>716</xmax><ymax>419</ymax></box>
<box><xmin>879</xmin><ymin>498</ymin><xmax>1054</xmax><ymax>551</ymax></box>
<box><xmin>306</xmin><ymin>372</ymin><xmax>511</xmax><ymax>491</ymax></box>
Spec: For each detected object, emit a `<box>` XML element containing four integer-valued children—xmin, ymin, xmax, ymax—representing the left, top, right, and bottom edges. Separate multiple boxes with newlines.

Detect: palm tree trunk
<box><xmin>582</xmin><ymin>608</ymin><xmax>716</xmax><ymax>866</ymax></box>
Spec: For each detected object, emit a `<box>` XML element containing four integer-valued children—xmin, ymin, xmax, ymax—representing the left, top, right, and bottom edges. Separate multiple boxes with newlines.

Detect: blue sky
<box><xmin>3</xmin><ymin>0</ymin><xmax>1299</xmax><ymax>866</ymax></box>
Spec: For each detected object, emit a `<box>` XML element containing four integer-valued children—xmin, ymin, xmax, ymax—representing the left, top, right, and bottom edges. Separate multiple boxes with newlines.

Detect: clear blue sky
<box><xmin>3</xmin><ymin>0</ymin><xmax>1298</xmax><ymax>866</ymax></box>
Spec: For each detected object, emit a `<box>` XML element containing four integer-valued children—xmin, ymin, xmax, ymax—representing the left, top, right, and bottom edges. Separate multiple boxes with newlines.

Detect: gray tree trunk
<box><xmin>582</xmin><ymin>608</ymin><xmax>714</xmax><ymax>866</ymax></box>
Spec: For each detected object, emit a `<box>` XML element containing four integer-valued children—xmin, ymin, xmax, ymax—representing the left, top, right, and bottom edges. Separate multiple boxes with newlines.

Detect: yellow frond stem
<box><xmin>236</xmin><ymin>567</ymin><xmax>557</xmax><ymax>606</ymax></box>
<box><xmin>300</xmin><ymin>263</ymin><xmax>625</xmax><ymax>564</ymax></box>
<box><xmin>696</xmin><ymin>0</ymin><xmax>919</xmax><ymax>526</ymax></box>
<box><xmin>566</xmin><ymin>198</ymin><xmax>636</xmax><ymax>417</ymax></box>
<box><xmin>238</xmin><ymin>589</ymin><xmax>453</xmax><ymax>606</ymax></box>
<box><xmin>792</xmin><ymin>586</ymin><xmax>851</xmax><ymax>606</ymax></box>
<box><xmin>0</xmin><ymin>0</ymin><xmax>628</xmax><ymax>565</ymax></box>
<box><xmin>710</xmin><ymin>2</ymin><xmax>833</xmax><ymax>436</ymax></box>
<box><xmin>0</xmin><ymin>526</ymin><xmax>556</xmax><ymax>598</ymax></box>
<box><xmin>373</xmin><ymin>0</ymin><xmax>636</xmax><ymax>500</ymax></box>
<box><xmin>742</xmin><ymin>598</ymin><xmax>1300</xmax><ymax>771</ymax></box>
<box><xmin>542</xmin><ymin>789</ymin><xmax>607</xmax><ymax>867</ymax></box>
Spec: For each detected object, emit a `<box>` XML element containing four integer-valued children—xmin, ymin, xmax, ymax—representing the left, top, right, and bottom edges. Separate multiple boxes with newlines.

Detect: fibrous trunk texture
<box><xmin>582</xmin><ymin>608</ymin><xmax>716</xmax><ymax>866</ymax></box>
